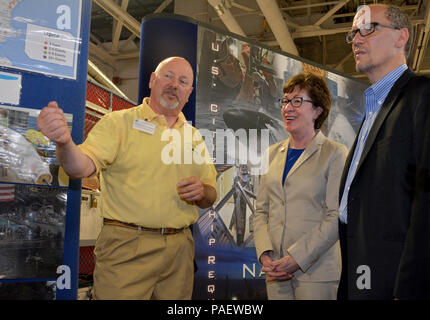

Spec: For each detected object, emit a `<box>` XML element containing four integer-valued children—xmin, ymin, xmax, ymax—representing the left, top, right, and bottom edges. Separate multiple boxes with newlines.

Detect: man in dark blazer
<box><xmin>338</xmin><ymin>4</ymin><xmax>430</xmax><ymax>300</ymax></box>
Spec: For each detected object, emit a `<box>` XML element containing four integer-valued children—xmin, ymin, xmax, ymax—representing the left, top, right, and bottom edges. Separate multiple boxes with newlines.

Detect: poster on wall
<box><xmin>193</xmin><ymin>26</ymin><xmax>367</xmax><ymax>300</ymax></box>
<box><xmin>0</xmin><ymin>281</ymin><xmax>56</xmax><ymax>300</ymax></box>
<box><xmin>0</xmin><ymin>0</ymin><xmax>82</xmax><ymax>79</ymax></box>
<box><xmin>0</xmin><ymin>105</ymin><xmax>72</xmax><ymax>187</ymax></box>
<box><xmin>0</xmin><ymin>0</ymin><xmax>90</xmax><ymax>300</ymax></box>
<box><xmin>0</xmin><ymin>184</ymin><xmax>67</xmax><ymax>280</ymax></box>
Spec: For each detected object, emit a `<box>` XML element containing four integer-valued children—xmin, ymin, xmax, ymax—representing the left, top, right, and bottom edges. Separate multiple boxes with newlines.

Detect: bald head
<box><xmin>154</xmin><ymin>57</ymin><xmax>194</xmax><ymax>79</ymax></box>
<box><xmin>149</xmin><ymin>56</ymin><xmax>194</xmax><ymax>115</ymax></box>
<box><xmin>351</xmin><ymin>4</ymin><xmax>410</xmax><ymax>83</ymax></box>
<box><xmin>358</xmin><ymin>4</ymin><xmax>412</xmax><ymax>56</ymax></box>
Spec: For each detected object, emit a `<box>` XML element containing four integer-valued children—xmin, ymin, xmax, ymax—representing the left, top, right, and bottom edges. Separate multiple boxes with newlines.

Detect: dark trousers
<box><xmin>337</xmin><ymin>220</ymin><xmax>348</xmax><ymax>300</ymax></box>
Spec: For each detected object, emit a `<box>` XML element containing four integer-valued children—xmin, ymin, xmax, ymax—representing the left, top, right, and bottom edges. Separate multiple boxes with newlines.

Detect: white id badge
<box><xmin>133</xmin><ymin>119</ymin><xmax>156</xmax><ymax>135</ymax></box>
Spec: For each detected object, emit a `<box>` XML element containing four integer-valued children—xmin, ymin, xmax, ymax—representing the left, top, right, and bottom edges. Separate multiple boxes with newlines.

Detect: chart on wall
<box><xmin>193</xmin><ymin>25</ymin><xmax>367</xmax><ymax>300</ymax></box>
<box><xmin>0</xmin><ymin>0</ymin><xmax>82</xmax><ymax>79</ymax></box>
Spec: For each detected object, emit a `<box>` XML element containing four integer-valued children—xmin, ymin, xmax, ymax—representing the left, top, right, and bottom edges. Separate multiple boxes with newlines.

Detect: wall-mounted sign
<box><xmin>0</xmin><ymin>0</ymin><xmax>82</xmax><ymax>79</ymax></box>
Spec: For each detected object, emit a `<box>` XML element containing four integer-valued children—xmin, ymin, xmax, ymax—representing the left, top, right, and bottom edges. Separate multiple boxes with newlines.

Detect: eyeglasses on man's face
<box><xmin>280</xmin><ymin>97</ymin><xmax>313</xmax><ymax>108</ymax></box>
<box><xmin>346</xmin><ymin>22</ymin><xmax>401</xmax><ymax>43</ymax></box>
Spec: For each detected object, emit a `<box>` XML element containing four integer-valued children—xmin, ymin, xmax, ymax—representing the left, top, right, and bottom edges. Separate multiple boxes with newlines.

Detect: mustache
<box><xmin>163</xmin><ymin>87</ymin><xmax>179</xmax><ymax>99</ymax></box>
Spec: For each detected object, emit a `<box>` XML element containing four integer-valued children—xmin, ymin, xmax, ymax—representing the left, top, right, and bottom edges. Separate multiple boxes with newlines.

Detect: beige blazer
<box><xmin>253</xmin><ymin>131</ymin><xmax>347</xmax><ymax>282</ymax></box>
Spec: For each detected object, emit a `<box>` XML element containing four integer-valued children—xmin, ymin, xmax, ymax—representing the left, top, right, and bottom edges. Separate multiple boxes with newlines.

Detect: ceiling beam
<box><xmin>90</xmin><ymin>33</ymin><xmax>103</xmax><ymax>46</ymax></box>
<box><xmin>93</xmin><ymin>0</ymin><xmax>141</xmax><ymax>38</ymax></box>
<box><xmin>89</xmin><ymin>42</ymin><xmax>116</xmax><ymax>66</ymax></box>
<box><xmin>230</xmin><ymin>1</ymin><xmax>255</xmax><ymax>13</ymax></box>
<box><xmin>331</xmin><ymin>3</ymin><xmax>419</xmax><ymax>19</ymax></box>
<box><xmin>322</xmin><ymin>35</ymin><xmax>327</xmax><ymax>66</ymax></box>
<box><xmin>412</xmin><ymin>1</ymin><xmax>430</xmax><ymax>72</ymax></box>
<box><xmin>247</xmin><ymin>15</ymin><xmax>423</xmax><ymax>44</ymax></box>
<box><xmin>335</xmin><ymin>52</ymin><xmax>353</xmax><ymax>71</ymax></box>
<box><xmin>281</xmin><ymin>1</ymin><xmax>341</xmax><ymax>11</ymax></box>
<box><xmin>210</xmin><ymin>10</ymin><xmax>301</xmax><ymax>28</ymax></box>
<box><xmin>207</xmin><ymin>0</ymin><xmax>246</xmax><ymax>36</ymax></box>
<box><xmin>111</xmin><ymin>0</ymin><xmax>130</xmax><ymax>54</ymax></box>
<box><xmin>154</xmin><ymin>0</ymin><xmax>173</xmax><ymax>13</ymax></box>
<box><xmin>119</xmin><ymin>34</ymin><xmax>137</xmax><ymax>52</ymax></box>
<box><xmin>111</xmin><ymin>50</ymin><xmax>140</xmax><ymax>60</ymax></box>
<box><xmin>293</xmin><ymin>26</ymin><xmax>351</xmax><ymax>38</ymax></box>
<box><xmin>314</xmin><ymin>0</ymin><xmax>351</xmax><ymax>26</ymax></box>
<box><xmin>256</xmin><ymin>0</ymin><xmax>299</xmax><ymax>56</ymax></box>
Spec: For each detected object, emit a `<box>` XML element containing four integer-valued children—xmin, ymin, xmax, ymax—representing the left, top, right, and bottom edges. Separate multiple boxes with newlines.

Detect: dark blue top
<box><xmin>282</xmin><ymin>148</ymin><xmax>305</xmax><ymax>185</ymax></box>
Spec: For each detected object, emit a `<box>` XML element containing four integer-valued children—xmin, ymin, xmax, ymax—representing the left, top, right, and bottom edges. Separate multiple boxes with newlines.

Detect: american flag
<box><xmin>0</xmin><ymin>184</ymin><xmax>15</xmax><ymax>202</ymax></box>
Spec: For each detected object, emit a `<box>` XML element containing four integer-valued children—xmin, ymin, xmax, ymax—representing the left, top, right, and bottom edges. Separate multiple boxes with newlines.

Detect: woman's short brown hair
<box><xmin>283</xmin><ymin>72</ymin><xmax>331</xmax><ymax>130</ymax></box>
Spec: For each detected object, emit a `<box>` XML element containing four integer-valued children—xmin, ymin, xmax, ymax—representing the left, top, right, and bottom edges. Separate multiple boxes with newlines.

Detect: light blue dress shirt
<box><xmin>338</xmin><ymin>64</ymin><xmax>408</xmax><ymax>224</ymax></box>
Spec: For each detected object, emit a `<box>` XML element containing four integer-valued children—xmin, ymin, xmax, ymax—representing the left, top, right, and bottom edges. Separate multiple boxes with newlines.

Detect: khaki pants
<box><xmin>266</xmin><ymin>278</ymin><xmax>339</xmax><ymax>300</ymax></box>
<box><xmin>92</xmin><ymin>224</ymin><xmax>194</xmax><ymax>300</ymax></box>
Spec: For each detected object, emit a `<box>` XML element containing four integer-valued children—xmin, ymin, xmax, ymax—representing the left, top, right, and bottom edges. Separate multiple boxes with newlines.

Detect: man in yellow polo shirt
<box><xmin>37</xmin><ymin>56</ymin><xmax>217</xmax><ymax>299</ymax></box>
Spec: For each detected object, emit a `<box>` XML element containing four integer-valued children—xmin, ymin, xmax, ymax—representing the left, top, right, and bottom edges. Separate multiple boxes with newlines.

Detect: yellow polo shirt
<box><xmin>79</xmin><ymin>98</ymin><xmax>217</xmax><ymax>228</ymax></box>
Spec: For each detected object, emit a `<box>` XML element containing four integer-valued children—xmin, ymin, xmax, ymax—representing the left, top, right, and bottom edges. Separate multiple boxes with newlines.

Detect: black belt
<box><xmin>103</xmin><ymin>218</ymin><xmax>187</xmax><ymax>235</ymax></box>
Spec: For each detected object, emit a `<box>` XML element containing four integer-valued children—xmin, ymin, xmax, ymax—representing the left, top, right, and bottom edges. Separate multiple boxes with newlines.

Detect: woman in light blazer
<box><xmin>253</xmin><ymin>73</ymin><xmax>347</xmax><ymax>300</ymax></box>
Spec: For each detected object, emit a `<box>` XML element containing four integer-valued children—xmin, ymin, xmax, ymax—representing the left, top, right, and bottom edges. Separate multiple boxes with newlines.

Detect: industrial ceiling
<box><xmin>88</xmin><ymin>0</ymin><xmax>430</xmax><ymax>92</ymax></box>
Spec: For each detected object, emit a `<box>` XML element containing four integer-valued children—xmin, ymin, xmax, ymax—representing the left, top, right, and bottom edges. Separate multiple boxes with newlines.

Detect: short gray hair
<box><xmin>384</xmin><ymin>5</ymin><xmax>413</xmax><ymax>56</ymax></box>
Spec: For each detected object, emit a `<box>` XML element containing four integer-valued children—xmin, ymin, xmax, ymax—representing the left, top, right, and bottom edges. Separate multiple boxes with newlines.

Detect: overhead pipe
<box><xmin>88</xmin><ymin>60</ymin><xmax>129</xmax><ymax>100</ymax></box>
